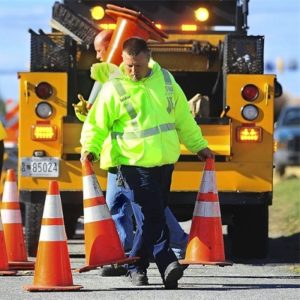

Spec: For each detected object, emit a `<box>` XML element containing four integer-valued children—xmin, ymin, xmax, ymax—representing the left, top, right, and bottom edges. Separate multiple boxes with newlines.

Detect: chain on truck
<box><xmin>18</xmin><ymin>0</ymin><xmax>282</xmax><ymax>257</ymax></box>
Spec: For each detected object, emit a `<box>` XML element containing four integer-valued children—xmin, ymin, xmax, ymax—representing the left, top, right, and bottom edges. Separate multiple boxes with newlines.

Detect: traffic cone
<box><xmin>0</xmin><ymin>169</ymin><xmax>34</xmax><ymax>270</ymax></box>
<box><xmin>103</xmin><ymin>4</ymin><xmax>168</xmax><ymax>65</ymax></box>
<box><xmin>24</xmin><ymin>180</ymin><xmax>82</xmax><ymax>291</ymax></box>
<box><xmin>180</xmin><ymin>158</ymin><xmax>232</xmax><ymax>266</ymax></box>
<box><xmin>0</xmin><ymin>214</ymin><xmax>17</xmax><ymax>275</ymax></box>
<box><xmin>78</xmin><ymin>160</ymin><xmax>138</xmax><ymax>273</ymax></box>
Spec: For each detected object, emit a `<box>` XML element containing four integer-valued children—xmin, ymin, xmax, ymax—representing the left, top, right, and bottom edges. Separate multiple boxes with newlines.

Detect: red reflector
<box><xmin>241</xmin><ymin>84</ymin><xmax>259</xmax><ymax>101</ymax></box>
<box><xmin>236</xmin><ymin>126</ymin><xmax>262</xmax><ymax>142</ymax></box>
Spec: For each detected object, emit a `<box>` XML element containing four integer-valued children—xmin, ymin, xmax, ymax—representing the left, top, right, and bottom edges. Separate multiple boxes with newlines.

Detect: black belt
<box><xmin>108</xmin><ymin>167</ymin><xmax>118</xmax><ymax>174</ymax></box>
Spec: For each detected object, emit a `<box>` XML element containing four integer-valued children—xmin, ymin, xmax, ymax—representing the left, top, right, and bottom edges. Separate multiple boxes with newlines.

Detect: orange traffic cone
<box><xmin>24</xmin><ymin>181</ymin><xmax>82</xmax><ymax>291</ymax></box>
<box><xmin>180</xmin><ymin>158</ymin><xmax>232</xmax><ymax>266</ymax></box>
<box><xmin>0</xmin><ymin>169</ymin><xmax>34</xmax><ymax>270</ymax></box>
<box><xmin>103</xmin><ymin>4</ymin><xmax>168</xmax><ymax>64</ymax></box>
<box><xmin>0</xmin><ymin>214</ymin><xmax>16</xmax><ymax>275</ymax></box>
<box><xmin>78</xmin><ymin>160</ymin><xmax>138</xmax><ymax>273</ymax></box>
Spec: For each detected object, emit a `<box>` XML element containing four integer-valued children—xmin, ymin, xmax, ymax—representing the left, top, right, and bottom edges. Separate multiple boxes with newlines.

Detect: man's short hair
<box><xmin>122</xmin><ymin>37</ymin><xmax>150</xmax><ymax>56</ymax></box>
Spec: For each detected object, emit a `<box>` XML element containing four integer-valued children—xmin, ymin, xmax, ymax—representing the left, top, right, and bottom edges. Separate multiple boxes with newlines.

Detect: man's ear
<box><xmin>146</xmin><ymin>51</ymin><xmax>151</xmax><ymax>62</ymax></box>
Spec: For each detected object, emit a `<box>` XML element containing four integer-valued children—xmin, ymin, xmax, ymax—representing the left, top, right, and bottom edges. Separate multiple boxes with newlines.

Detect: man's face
<box><xmin>94</xmin><ymin>41</ymin><xmax>109</xmax><ymax>61</ymax></box>
<box><xmin>122</xmin><ymin>51</ymin><xmax>150</xmax><ymax>81</ymax></box>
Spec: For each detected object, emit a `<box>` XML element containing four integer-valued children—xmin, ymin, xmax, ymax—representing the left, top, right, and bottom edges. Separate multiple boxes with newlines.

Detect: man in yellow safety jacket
<box><xmin>73</xmin><ymin>30</ymin><xmax>118</xmax><ymax>121</ymax></box>
<box><xmin>80</xmin><ymin>37</ymin><xmax>213</xmax><ymax>289</ymax></box>
<box><xmin>76</xmin><ymin>30</ymin><xmax>190</xmax><ymax>277</ymax></box>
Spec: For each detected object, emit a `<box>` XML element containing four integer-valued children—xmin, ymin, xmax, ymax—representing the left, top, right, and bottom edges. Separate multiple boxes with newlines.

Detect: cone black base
<box><xmin>77</xmin><ymin>256</ymin><xmax>139</xmax><ymax>273</ymax></box>
<box><xmin>24</xmin><ymin>285</ymin><xmax>83</xmax><ymax>292</ymax></box>
<box><xmin>0</xmin><ymin>270</ymin><xmax>17</xmax><ymax>276</ymax></box>
<box><xmin>179</xmin><ymin>259</ymin><xmax>232</xmax><ymax>266</ymax></box>
<box><xmin>9</xmin><ymin>261</ymin><xmax>35</xmax><ymax>270</ymax></box>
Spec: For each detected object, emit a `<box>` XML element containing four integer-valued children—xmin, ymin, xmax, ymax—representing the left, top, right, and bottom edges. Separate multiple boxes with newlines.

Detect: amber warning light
<box><xmin>31</xmin><ymin>123</ymin><xmax>57</xmax><ymax>141</ymax></box>
<box><xmin>195</xmin><ymin>7</ymin><xmax>209</xmax><ymax>22</ymax></box>
<box><xmin>91</xmin><ymin>6</ymin><xmax>105</xmax><ymax>20</ymax></box>
<box><xmin>236</xmin><ymin>125</ymin><xmax>262</xmax><ymax>142</ymax></box>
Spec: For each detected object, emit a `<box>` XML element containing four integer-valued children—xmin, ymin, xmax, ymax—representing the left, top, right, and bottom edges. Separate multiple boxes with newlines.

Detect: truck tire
<box><xmin>23</xmin><ymin>191</ymin><xmax>82</xmax><ymax>257</ymax></box>
<box><xmin>168</xmin><ymin>192</ymin><xmax>196</xmax><ymax>221</ymax></box>
<box><xmin>229</xmin><ymin>204</ymin><xmax>269</xmax><ymax>259</ymax></box>
<box><xmin>277</xmin><ymin>165</ymin><xmax>286</xmax><ymax>177</ymax></box>
<box><xmin>25</xmin><ymin>201</ymin><xmax>44</xmax><ymax>257</ymax></box>
<box><xmin>62</xmin><ymin>203</ymin><xmax>82</xmax><ymax>238</ymax></box>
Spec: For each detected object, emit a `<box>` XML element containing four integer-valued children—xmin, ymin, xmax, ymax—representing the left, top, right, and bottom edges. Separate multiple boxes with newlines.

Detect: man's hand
<box><xmin>80</xmin><ymin>151</ymin><xmax>94</xmax><ymax>163</ymax></box>
<box><xmin>188</xmin><ymin>94</ymin><xmax>210</xmax><ymax>118</ymax></box>
<box><xmin>72</xmin><ymin>94</ymin><xmax>89</xmax><ymax>116</ymax></box>
<box><xmin>197</xmin><ymin>147</ymin><xmax>214</xmax><ymax>161</ymax></box>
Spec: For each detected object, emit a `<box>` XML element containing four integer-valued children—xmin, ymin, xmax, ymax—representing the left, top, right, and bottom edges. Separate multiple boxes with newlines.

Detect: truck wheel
<box><xmin>25</xmin><ymin>201</ymin><xmax>44</xmax><ymax>257</ymax></box>
<box><xmin>63</xmin><ymin>203</ymin><xmax>82</xmax><ymax>238</ymax></box>
<box><xmin>229</xmin><ymin>204</ymin><xmax>269</xmax><ymax>259</ymax></box>
<box><xmin>277</xmin><ymin>165</ymin><xmax>285</xmax><ymax>177</ymax></box>
<box><xmin>23</xmin><ymin>192</ymin><xmax>82</xmax><ymax>256</ymax></box>
<box><xmin>168</xmin><ymin>192</ymin><xmax>197</xmax><ymax>221</ymax></box>
<box><xmin>64</xmin><ymin>214</ymin><xmax>78</xmax><ymax>238</ymax></box>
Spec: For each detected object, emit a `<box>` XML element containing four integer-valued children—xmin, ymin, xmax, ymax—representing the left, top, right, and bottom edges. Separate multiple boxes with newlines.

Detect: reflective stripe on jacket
<box><xmin>80</xmin><ymin>60</ymin><xmax>208</xmax><ymax>169</ymax></box>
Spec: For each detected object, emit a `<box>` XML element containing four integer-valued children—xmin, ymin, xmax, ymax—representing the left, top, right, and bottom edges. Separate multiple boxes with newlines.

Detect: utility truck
<box><xmin>18</xmin><ymin>0</ymin><xmax>281</xmax><ymax>257</ymax></box>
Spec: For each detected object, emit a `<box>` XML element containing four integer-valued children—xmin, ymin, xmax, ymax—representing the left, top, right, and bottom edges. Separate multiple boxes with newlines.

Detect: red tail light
<box><xmin>241</xmin><ymin>84</ymin><xmax>259</xmax><ymax>101</ymax></box>
<box><xmin>35</xmin><ymin>82</ymin><xmax>53</xmax><ymax>100</ymax></box>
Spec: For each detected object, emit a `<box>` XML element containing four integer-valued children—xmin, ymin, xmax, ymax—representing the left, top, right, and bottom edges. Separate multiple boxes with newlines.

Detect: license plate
<box><xmin>21</xmin><ymin>157</ymin><xmax>60</xmax><ymax>177</ymax></box>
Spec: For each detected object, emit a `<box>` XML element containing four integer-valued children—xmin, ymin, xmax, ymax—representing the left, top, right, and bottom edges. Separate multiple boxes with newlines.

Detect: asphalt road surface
<box><xmin>0</xmin><ymin>221</ymin><xmax>299</xmax><ymax>300</ymax></box>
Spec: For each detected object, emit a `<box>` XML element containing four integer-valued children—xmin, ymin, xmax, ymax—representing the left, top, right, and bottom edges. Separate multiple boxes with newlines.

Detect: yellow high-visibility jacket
<box><xmin>80</xmin><ymin>60</ymin><xmax>208</xmax><ymax>169</ymax></box>
<box><xmin>90</xmin><ymin>62</ymin><xmax>121</xmax><ymax>84</ymax></box>
<box><xmin>74</xmin><ymin>62</ymin><xmax>121</xmax><ymax>122</ymax></box>
<box><xmin>0</xmin><ymin>121</ymin><xmax>6</xmax><ymax>141</ymax></box>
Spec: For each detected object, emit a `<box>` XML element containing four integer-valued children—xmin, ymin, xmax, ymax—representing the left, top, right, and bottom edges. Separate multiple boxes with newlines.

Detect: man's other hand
<box><xmin>197</xmin><ymin>147</ymin><xmax>214</xmax><ymax>161</ymax></box>
<box><xmin>80</xmin><ymin>151</ymin><xmax>94</xmax><ymax>163</ymax></box>
<box><xmin>72</xmin><ymin>94</ymin><xmax>89</xmax><ymax>116</ymax></box>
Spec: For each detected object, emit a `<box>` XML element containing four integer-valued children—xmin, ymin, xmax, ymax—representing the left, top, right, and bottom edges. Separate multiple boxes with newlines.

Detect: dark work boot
<box><xmin>127</xmin><ymin>270</ymin><xmax>149</xmax><ymax>286</ymax></box>
<box><xmin>99</xmin><ymin>265</ymin><xmax>127</xmax><ymax>277</ymax></box>
<box><xmin>163</xmin><ymin>261</ymin><xmax>184</xmax><ymax>289</ymax></box>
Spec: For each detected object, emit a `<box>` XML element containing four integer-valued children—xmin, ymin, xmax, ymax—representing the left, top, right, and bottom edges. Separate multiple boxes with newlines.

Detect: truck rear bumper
<box><xmin>168</xmin><ymin>191</ymin><xmax>272</xmax><ymax>221</ymax></box>
<box><xmin>169</xmin><ymin>191</ymin><xmax>272</xmax><ymax>206</ymax></box>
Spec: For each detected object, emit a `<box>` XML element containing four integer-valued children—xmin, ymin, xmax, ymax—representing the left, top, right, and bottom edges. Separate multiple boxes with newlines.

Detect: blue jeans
<box><xmin>106</xmin><ymin>171</ymin><xmax>188</xmax><ymax>259</ymax></box>
<box><xmin>119</xmin><ymin>164</ymin><xmax>177</xmax><ymax>276</ymax></box>
<box><xmin>106</xmin><ymin>171</ymin><xmax>135</xmax><ymax>252</ymax></box>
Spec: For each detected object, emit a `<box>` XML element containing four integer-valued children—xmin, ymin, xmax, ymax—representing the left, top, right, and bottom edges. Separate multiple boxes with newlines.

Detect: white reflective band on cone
<box><xmin>193</xmin><ymin>201</ymin><xmax>221</xmax><ymax>217</ymax></box>
<box><xmin>84</xmin><ymin>204</ymin><xmax>111</xmax><ymax>223</ymax></box>
<box><xmin>83</xmin><ymin>175</ymin><xmax>104</xmax><ymax>199</ymax></box>
<box><xmin>2</xmin><ymin>182</ymin><xmax>19</xmax><ymax>202</ymax></box>
<box><xmin>200</xmin><ymin>170</ymin><xmax>217</xmax><ymax>194</ymax></box>
<box><xmin>43</xmin><ymin>194</ymin><xmax>64</xmax><ymax>218</ymax></box>
<box><xmin>39</xmin><ymin>225</ymin><xmax>67</xmax><ymax>241</ymax></box>
<box><xmin>1</xmin><ymin>209</ymin><xmax>22</xmax><ymax>224</ymax></box>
